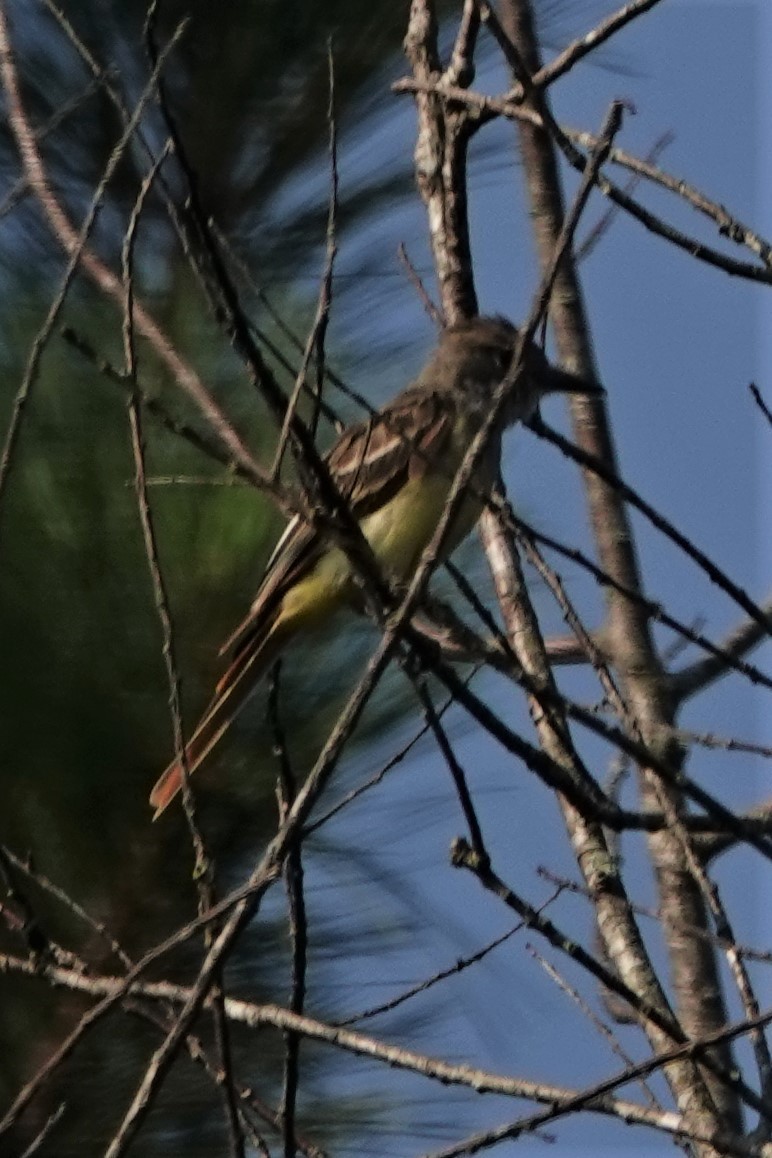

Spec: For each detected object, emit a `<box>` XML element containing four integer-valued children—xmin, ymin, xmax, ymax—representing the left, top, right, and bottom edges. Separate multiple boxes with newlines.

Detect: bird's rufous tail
<box><xmin>149</xmin><ymin>621</ymin><xmax>288</xmax><ymax>819</ymax></box>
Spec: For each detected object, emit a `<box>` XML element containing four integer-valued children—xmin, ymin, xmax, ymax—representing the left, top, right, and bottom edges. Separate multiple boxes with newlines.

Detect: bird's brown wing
<box><xmin>327</xmin><ymin>385</ymin><xmax>452</xmax><ymax>515</ymax></box>
<box><xmin>219</xmin><ymin>387</ymin><xmax>455</xmax><ymax>659</ymax></box>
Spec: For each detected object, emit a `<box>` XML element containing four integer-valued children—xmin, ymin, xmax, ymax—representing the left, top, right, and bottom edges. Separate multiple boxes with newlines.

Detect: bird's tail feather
<box><xmin>149</xmin><ymin>619</ymin><xmax>288</xmax><ymax>819</ymax></box>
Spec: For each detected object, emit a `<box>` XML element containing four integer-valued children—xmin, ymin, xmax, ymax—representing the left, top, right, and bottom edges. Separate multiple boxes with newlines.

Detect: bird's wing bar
<box><xmin>327</xmin><ymin>387</ymin><xmax>453</xmax><ymax>516</ymax></box>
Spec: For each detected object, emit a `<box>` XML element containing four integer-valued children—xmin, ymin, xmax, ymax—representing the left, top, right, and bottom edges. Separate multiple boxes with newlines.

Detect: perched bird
<box><xmin>150</xmin><ymin>315</ymin><xmax>597</xmax><ymax>817</ymax></box>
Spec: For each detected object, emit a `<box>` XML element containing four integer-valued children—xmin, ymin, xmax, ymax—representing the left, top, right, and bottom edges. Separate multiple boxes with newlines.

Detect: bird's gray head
<box><xmin>433</xmin><ymin>315</ymin><xmax>597</xmax><ymax>424</ymax></box>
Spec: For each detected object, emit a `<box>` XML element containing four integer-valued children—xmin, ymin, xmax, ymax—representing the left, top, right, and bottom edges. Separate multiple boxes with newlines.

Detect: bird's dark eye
<box><xmin>493</xmin><ymin>348</ymin><xmax>511</xmax><ymax>374</ymax></box>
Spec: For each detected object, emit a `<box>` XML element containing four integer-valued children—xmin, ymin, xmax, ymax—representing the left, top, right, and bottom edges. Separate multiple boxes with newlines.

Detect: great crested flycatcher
<box><xmin>149</xmin><ymin>315</ymin><xmax>596</xmax><ymax>817</ymax></box>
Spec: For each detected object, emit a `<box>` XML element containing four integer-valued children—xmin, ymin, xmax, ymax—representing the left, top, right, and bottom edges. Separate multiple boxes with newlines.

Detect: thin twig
<box><xmin>0</xmin><ymin>4</ymin><xmax>270</xmax><ymax>500</ymax></box>
<box><xmin>528</xmin><ymin>946</ymin><xmax>665</xmax><ymax>1114</ymax></box>
<box><xmin>18</xmin><ymin>1102</ymin><xmax>66</xmax><ymax>1158</ymax></box>
<box><xmin>397</xmin><ymin>242</ymin><xmax>444</xmax><ymax>326</ymax></box>
<box><xmin>531</xmin><ymin>416</ymin><xmax>772</xmax><ymax>639</ymax></box>
<box><xmin>0</xmin><ymin>845</ymin><xmax>131</xmax><ymax>968</ymax></box>
<box><xmin>750</xmin><ymin>383</ymin><xmax>772</xmax><ymax>429</ymax></box>
<box><xmin>334</xmin><ymin>917</ymin><xmax>536</xmax><ymax>1027</ymax></box>
<box><xmin>268</xmin><ymin>665</ymin><xmax>307</xmax><ymax>1158</ymax></box>
<box><xmin>533</xmin><ymin>0</ymin><xmax>666</xmax><ymax>90</ymax></box>
<box><xmin>410</xmin><ymin>671</ymin><xmax>487</xmax><ymax>856</ymax></box>
<box><xmin>0</xmin><ymin>22</ymin><xmax>184</xmax><ymax>533</ymax></box>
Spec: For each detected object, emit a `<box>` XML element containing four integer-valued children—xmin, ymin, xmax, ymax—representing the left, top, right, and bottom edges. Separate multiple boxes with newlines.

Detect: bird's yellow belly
<box><xmin>360</xmin><ymin>473</ymin><xmax>481</xmax><ymax>579</ymax></box>
<box><xmin>279</xmin><ymin>473</ymin><xmax>482</xmax><ymax>629</ymax></box>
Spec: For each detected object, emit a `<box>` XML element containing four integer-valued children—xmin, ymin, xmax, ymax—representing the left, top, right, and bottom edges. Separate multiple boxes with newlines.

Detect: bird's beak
<box><xmin>547</xmin><ymin>367</ymin><xmax>604</xmax><ymax>396</ymax></box>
